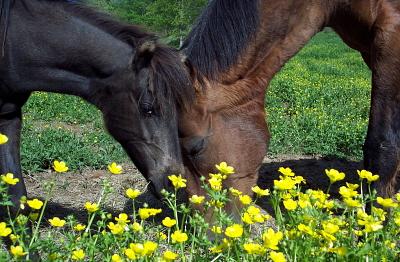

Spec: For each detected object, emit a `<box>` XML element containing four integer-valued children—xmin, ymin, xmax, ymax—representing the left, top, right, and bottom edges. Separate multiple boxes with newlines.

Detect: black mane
<box><xmin>9</xmin><ymin>0</ymin><xmax>193</xmax><ymax>110</ymax></box>
<box><xmin>181</xmin><ymin>0</ymin><xmax>260</xmax><ymax>80</ymax></box>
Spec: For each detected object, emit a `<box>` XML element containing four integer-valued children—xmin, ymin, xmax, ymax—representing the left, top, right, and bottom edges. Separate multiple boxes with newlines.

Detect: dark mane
<box><xmin>181</xmin><ymin>0</ymin><xmax>260</xmax><ymax>80</ymax></box>
<box><xmin>19</xmin><ymin>0</ymin><xmax>194</xmax><ymax>110</ymax></box>
<box><xmin>0</xmin><ymin>0</ymin><xmax>12</xmax><ymax>57</ymax></box>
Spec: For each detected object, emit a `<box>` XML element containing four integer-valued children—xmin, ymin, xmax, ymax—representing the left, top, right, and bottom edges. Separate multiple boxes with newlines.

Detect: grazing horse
<box><xmin>179</xmin><ymin>0</ymin><xmax>400</xmax><ymax>216</ymax></box>
<box><xmin>0</xmin><ymin>0</ymin><xmax>193</xmax><ymax>216</ymax></box>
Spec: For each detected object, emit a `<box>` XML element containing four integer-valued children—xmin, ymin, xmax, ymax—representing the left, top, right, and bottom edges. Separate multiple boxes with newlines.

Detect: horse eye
<box><xmin>140</xmin><ymin>103</ymin><xmax>154</xmax><ymax>117</ymax></box>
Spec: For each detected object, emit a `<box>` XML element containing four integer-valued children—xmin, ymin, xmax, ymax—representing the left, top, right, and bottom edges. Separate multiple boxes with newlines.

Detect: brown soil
<box><xmin>24</xmin><ymin>155</ymin><xmax>363</xmax><ymax>222</ymax></box>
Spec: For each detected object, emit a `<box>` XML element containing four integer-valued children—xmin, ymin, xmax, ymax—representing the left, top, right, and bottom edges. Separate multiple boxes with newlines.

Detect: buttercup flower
<box><xmin>1</xmin><ymin>173</ymin><xmax>19</xmax><ymax>185</ymax></box>
<box><xmin>211</xmin><ymin>226</ymin><xmax>222</xmax><ymax>234</ymax></box>
<box><xmin>53</xmin><ymin>160</ymin><xmax>68</xmax><ymax>173</ymax></box>
<box><xmin>229</xmin><ymin>187</ymin><xmax>243</xmax><ymax>196</ymax></box>
<box><xmin>208</xmin><ymin>176</ymin><xmax>222</xmax><ymax>191</ymax></box>
<box><xmin>124</xmin><ymin>247</ymin><xmax>136</xmax><ymax>260</ymax></box>
<box><xmin>0</xmin><ymin>133</ymin><xmax>8</xmax><ymax>144</ymax></box>
<box><xmin>49</xmin><ymin>217</ymin><xmax>66</xmax><ymax>227</ymax></box>
<box><xmin>283</xmin><ymin>199</ymin><xmax>297</xmax><ymax>211</ymax></box>
<box><xmin>225</xmin><ymin>224</ymin><xmax>243</xmax><ymax>238</ymax></box>
<box><xmin>252</xmin><ymin>186</ymin><xmax>270</xmax><ymax>197</ymax></box>
<box><xmin>357</xmin><ymin>170</ymin><xmax>379</xmax><ymax>182</ymax></box>
<box><xmin>243</xmin><ymin>243</ymin><xmax>266</xmax><ymax>255</ymax></box>
<box><xmin>274</xmin><ymin>177</ymin><xmax>296</xmax><ymax>190</ymax></box>
<box><xmin>10</xmin><ymin>245</ymin><xmax>27</xmax><ymax>258</ymax></box>
<box><xmin>132</xmin><ymin>222</ymin><xmax>143</xmax><ymax>232</ymax></box>
<box><xmin>168</xmin><ymin>174</ymin><xmax>187</xmax><ymax>189</ymax></box>
<box><xmin>189</xmin><ymin>195</ymin><xmax>205</xmax><ymax>204</ymax></box>
<box><xmin>111</xmin><ymin>254</ymin><xmax>122</xmax><ymax>262</ymax></box>
<box><xmin>270</xmin><ymin>251</ymin><xmax>286</xmax><ymax>262</ymax></box>
<box><xmin>239</xmin><ymin>195</ymin><xmax>252</xmax><ymax>205</ymax></box>
<box><xmin>115</xmin><ymin>213</ymin><xmax>130</xmax><ymax>225</ymax></box>
<box><xmin>126</xmin><ymin>188</ymin><xmax>141</xmax><ymax>199</ymax></box>
<box><xmin>159</xmin><ymin>232</ymin><xmax>167</xmax><ymax>240</ymax></box>
<box><xmin>108</xmin><ymin>222</ymin><xmax>124</xmax><ymax>235</ymax></box>
<box><xmin>263</xmin><ymin>228</ymin><xmax>283</xmax><ymax>250</ymax></box>
<box><xmin>71</xmin><ymin>249</ymin><xmax>85</xmax><ymax>260</ymax></box>
<box><xmin>84</xmin><ymin>202</ymin><xmax>99</xmax><ymax>213</ymax></box>
<box><xmin>162</xmin><ymin>217</ymin><xmax>176</xmax><ymax>228</ymax></box>
<box><xmin>27</xmin><ymin>199</ymin><xmax>44</xmax><ymax>210</ymax></box>
<box><xmin>325</xmin><ymin>169</ymin><xmax>345</xmax><ymax>183</ymax></box>
<box><xmin>73</xmin><ymin>224</ymin><xmax>86</xmax><ymax>232</ymax></box>
<box><xmin>377</xmin><ymin>197</ymin><xmax>398</xmax><ymax>208</ymax></box>
<box><xmin>278</xmin><ymin>167</ymin><xmax>295</xmax><ymax>177</ymax></box>
<box><xmin>108</xmin><ymin>162</ymin><xmax>123</xmax><ymax>174</ymax></box>
<box><xmin>138</xmin><ymin>208</ymin><xmax>162</xmax><ymax>220</ymax></box>
<box><xmin>215</xmin><ymin>162</ymin><xmax>235</xmax><ymax>175</ymax></box>
<box><xmin>0</xmin><ymin>222</ymin><xmax>12</xmax><ymax>237</ymax></box>
<box><xmin>344</xmin><ymin>198</ymin><xmax>362</xmax><ymax>208</ymax></box>
<box><xmin>339</xmin><ymin>186</ymin><xmax>358</xmax><ymax>199</ymax></box>
<box><xmin>163</xmin><ymin>250</ymin><xmax>178</xmax><ymax>261</ymax></box>
<box><xmin>171</xmin><ymin>230</ymin><xmax>188</xmax><ymax>243</ymax></box>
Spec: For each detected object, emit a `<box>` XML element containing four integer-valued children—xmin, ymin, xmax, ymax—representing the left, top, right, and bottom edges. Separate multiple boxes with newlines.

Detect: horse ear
<box><xmin>133</xmin><ymin>39</ymin><xmax>156</xmax><ymax>69</ymax></box>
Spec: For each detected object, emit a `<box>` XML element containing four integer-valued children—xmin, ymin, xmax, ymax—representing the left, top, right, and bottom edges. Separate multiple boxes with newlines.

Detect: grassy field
<box><xmin>20</xmin><ymin>30</ymin><xmax>372</xmax><ymax>172</ymax></box>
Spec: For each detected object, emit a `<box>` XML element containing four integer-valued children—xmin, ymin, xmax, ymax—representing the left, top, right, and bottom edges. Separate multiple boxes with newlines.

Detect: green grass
<box><xmin>20</xmin><ymin>30</ymin><xmax>371</xmax><ymax>172</ymax></box>
<box><xmin>267</xmin><ymin>30</ymin><xmax>371</xmax><ymax>159</ymax></box>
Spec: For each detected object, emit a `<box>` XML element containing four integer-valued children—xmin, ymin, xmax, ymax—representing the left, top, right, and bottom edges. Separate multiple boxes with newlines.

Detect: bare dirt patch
<box><xmin>24</xmin><ymin>155</ymin><xmax>362</xmax><ymax>221</ymax></box>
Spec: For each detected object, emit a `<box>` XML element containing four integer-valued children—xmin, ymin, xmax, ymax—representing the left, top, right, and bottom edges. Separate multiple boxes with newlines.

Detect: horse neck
<box><xmin>204</xmin><ymin>0</ymin><xmax>336</xmax><ymax>111</ymax></box>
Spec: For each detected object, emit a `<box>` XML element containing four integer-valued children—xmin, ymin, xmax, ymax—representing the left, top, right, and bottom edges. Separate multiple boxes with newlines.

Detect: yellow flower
<box><xmin>339</xmin><ymin>186</ymin><xmax>359</xmax><ymax>199</ymax></box>
<box><xmin>171</xmin><ymin>230</ymin><xmax>188</xmax><ymax>243</ymax></box>
<box><xmin>357</xmin><ymin>212</ymin><xmax>383</xmax><ymax>233</ymax></box>
<box><xmin>229</xmin><ymin>187</ymin><xmax>243</xmax><ymax>196</ymax></box>
<box><xmin>73</xmin><ymin>224</ymin><xmax>86</xmax><ymax>232</ymax></box>
<box><xmin>162</xmin><ymin>217</ymin><xmax>177</xmax><ymax>228</ymax></box>
<box><xmin>138</xmin><ymin>208</ymin><xmax>162</xmax><ymax>220</ymax></box>
<box><xmin>115</xmin><ymin>213</ymin><xmax>130</xmax><ymax>225</ymax></box>
<box><xmin>274</xmin><ymin>177</ymin><xmax>296</xmax><ymax>190</ymax></box>
<box><xmin>124</xmin><ymin>248</ymin><xmax>136</xmax><ymax>260</ymax></box>
<box><xmin>328</xmin><ymin>247</ymin><xmax>347</xmax><ymax>256</ymax></box>
<box><xmin>53</xmin><ymin>160</ymin><xmax>68</xmax><ymax>173</ymax></box>
<box><xmin>84</xmin><ymin>202</ymin><xmax>99</xmax><ymax>213</ymax></box>
<box><xmin>132</xmin><ymin>222</ymin><xmax>143</xmax><ymax>232</ymax></box>
<box><xmin>163</xmin><ymin>250</ymin><xmax>178</xmax><ymax>261</ymax></box>
<box><xmin>0</xmin><ymin>133</ymin><xmax>8</xmax><ymax>144</ymax></box>
<box><xmin>239</xmin><ymin>195</ymin><xmax>252</xmax><ymax>205</ymax></box>
<box><xmin>211</xmin><ymin>226</ymin><xmax>222</xmax><ymax>234</ymax></box>
<box><xmin>208</xmin><ymin>177</ymin><xmax>222</xmax><ymax>191</ymax></box>
<box><xmin>346</xmin><ymin>182</ymin><xmax>359</xmax><ymax>190</ymax></box>
<box><xmin>263</xmin><ymin>228</ymin><xmax>283</xmax><ymax>250</ymax></box>
<box><xmin>71</xmin><ymin>249</ymin><xmax>85</xmax><ymax>260</ymax></box>
<box><xmin>111</xmin><ymin>254</ymin><xmax>122</xmax><ymax>262</ymax></box>
<box><xmin>27</xmin><ymin>198</ymin><xmax>44</xmax><ymax>210</ymax></box>
<box><xmin>278</xmin><ymin>167</ymin><xmax>294</xmax><ymax>177</ymax></box>
<box><xmin>1</xmin><ymin>173</ymin><xmax>19</xmax><ymax>185</ymax></box>
<box><xmin>376</xmin><ymin>197</ymin><xmax>398</xmax><ymax>208</ymax></box>
<box><xmin>189</xmin><ymin>195</ymin><xmax>205</xmax><ymax>204</ymax></box>
<box><xmin>252</xmin><ymin>186</ymin><xmax>270</xmax><ymax>197</ymax></box>
<box><xmin>108</xmin><ymin>222</ymin><xmax>124</xmax><ymax>235</ymax></box>
<box><xmin>242</xmin><ymin>212</ymin><xmax>254</xmax><ymax>225</ymax></box>
<box><xmin>297</xmin><ymin>224</ymin><xmax>314</xmax><ymax>236</ymax></box>
<box><xmin>357</xmin><ymin>170</ymin><xmax>379</xmax><ymax>182</ymax></box>
<box><xmin>322</xmin><ymin>222</ymin><xmax>339</xmax><ymax>234</ymax></box>
<box><xmin>215</xmin><ymin>162</ymin><xmax>235</xmax><ymax>175</ymax></box>
<box><xmin>143</xmin><ymin>241</ymin><xmax>158</xmax><ymax>255</ymax></box>
<box><xmin>108</xmin><ymin>162</ymin><xmax>123</xmax><ymax>174</ymax></box>
<box><xmin>344</xmin><ymin>198</ymin><xmax>362</xmax><ymax>208</ymax></box>
<box><xmin>225</xmin><ymin>224</ymin><xmax>243</xmax><ymax>238</ymax></box>
<box><xmin>283</xmin><ymin>199</ymin><xmax>297</xmax><ymax>211</ymax></box>
<box><xmin>243</xmin><ymin>243</ymin><xmax>266</xmax><ymax>255</ymax></box>
<box><xmin>49</xmin><ymin>217</ymin><xmax>66</xmax><ymax>227</ymax></box>
<box><xmin>9</xmin><ymin>234</ymin><xmax>19</xmax><ymax>243</ymax></box>
<box><xmin>270</xmin><ymin>251</ymin><xmax>286</xmax><ymax>262</ymax></box>
<box><xmin>10</xmin><ymin>245</ymin><xmax>27</xmax><ymax>257</ymax></box>
<box><xmin>126</xmin><ymin>188</ymin><xmax>141</xmax><ymax>199</ymax></box>
<box><xmin>168</xmin><ymin>174</ymin><xmax>187</xmax><ymax>189</ymax></box>
<box><xmin>159</xmin><ymin>232</ymin><xmax>167</xmax><ymax>240</ymax></box>
<box><xmin>325</xmin><ymin>169</ymin><xmax>345</xmax><ymax>183</ymax></box>
<box><xmin>0</xmin><ymin>222</ymin><xmax>12</xmax><ymax>237</ymax></box>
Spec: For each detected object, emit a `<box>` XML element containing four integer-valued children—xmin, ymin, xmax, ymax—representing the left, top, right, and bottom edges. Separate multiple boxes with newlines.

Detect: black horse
<box><xmin>0</xmin><ymin>0</ymin><xmax>193</xmax><ymax>215</ymax></box>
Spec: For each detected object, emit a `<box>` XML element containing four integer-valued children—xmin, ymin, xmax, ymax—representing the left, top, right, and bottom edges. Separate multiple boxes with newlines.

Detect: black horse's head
<box><xmin>96</xmin><ymin>40</ymin><xmax>193</xmax><ymax>197</ymax></box>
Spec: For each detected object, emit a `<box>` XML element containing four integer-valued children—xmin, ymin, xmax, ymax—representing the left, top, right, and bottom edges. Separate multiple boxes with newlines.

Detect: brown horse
<box><xmin>179</xmin><ymin>0</ymin><xmax>400</xmax><ymax>216</ymax></box>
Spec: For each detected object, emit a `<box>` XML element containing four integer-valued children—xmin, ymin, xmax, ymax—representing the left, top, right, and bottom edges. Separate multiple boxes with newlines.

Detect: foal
<box><xmin>179</xmin><ymin>0</ymin><xmax>400</xmax><ymax>217</ymax></box>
